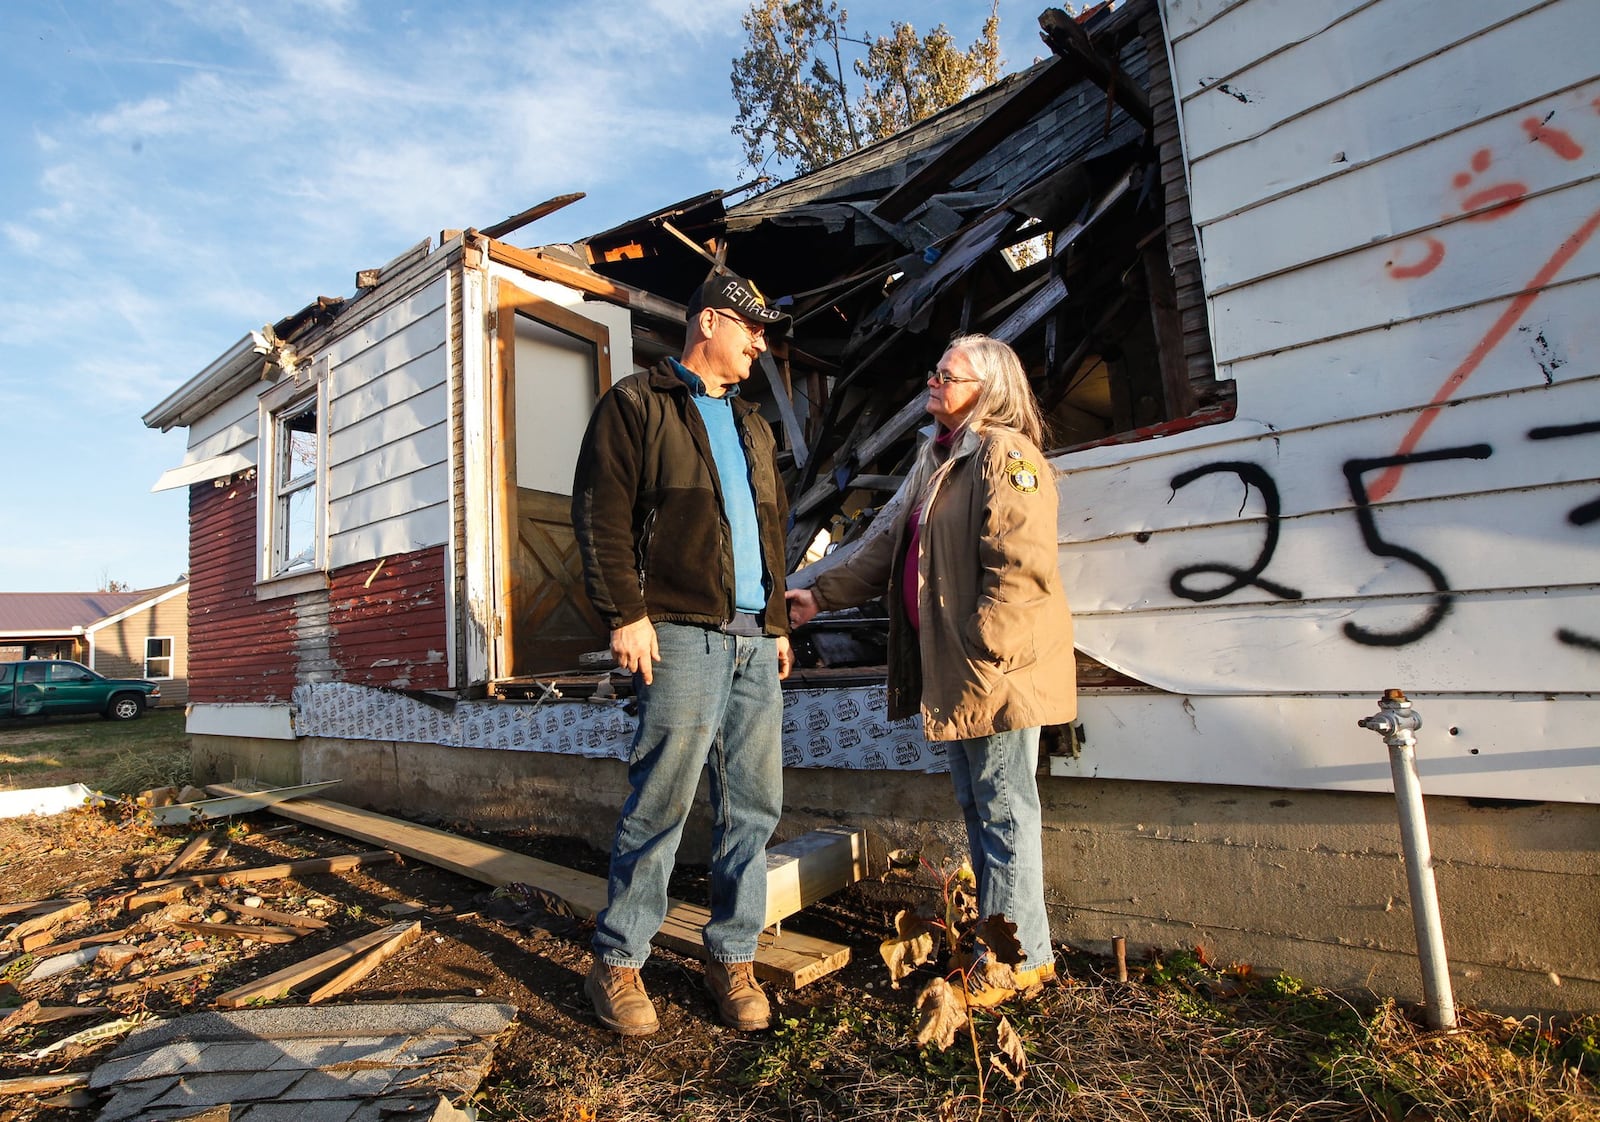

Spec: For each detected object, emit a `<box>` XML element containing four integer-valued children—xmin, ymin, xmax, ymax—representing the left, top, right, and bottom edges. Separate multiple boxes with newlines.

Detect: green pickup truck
<box><xmin>0</xmin><ymin>660</ymin><xmax>162</xmax><ymax>721</ymax></box>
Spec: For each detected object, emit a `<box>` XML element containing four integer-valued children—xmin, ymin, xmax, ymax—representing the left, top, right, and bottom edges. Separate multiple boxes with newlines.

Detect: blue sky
<box><xmin>0</xmin><ymin>0</ymin><xmax>1053</xmax><ymax>593</ymax></box>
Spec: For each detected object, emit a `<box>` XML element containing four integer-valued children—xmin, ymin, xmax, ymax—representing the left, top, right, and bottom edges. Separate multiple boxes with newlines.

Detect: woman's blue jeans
<box><xmin>945</xmin><ymin>726</ymin><xmax>1053</xmax><ymax>972</ymax></box>
<box><xmin>592</xmin><ymin>622</ymin><xmax>784</xmax><ymax>968</ymax></box>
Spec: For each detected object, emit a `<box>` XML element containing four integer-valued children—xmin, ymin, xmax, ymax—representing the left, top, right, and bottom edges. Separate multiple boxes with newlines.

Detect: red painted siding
<box><xmin>187</xmin><ymin>475</ymin><xmax>297</xmax><ymax>703</ymax></box>
<box><xmin>329</xmin><ymin>546</ymin><xmax>449</xmax><ymax>691</ymax></box>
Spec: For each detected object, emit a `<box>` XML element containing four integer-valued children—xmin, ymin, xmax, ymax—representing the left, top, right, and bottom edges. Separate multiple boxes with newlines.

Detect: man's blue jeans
<box><xmin>592</xmin><ymin>621</ymin><xmax>784</xmax><ymax>968</ymax></box>
<box><xmin>945</xmin><ymin>726</ymin><xmax>1053</xmax><ymax>972</ymax></box>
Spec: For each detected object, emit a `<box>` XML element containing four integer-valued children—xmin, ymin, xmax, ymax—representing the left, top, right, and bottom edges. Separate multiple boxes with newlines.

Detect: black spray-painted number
<box><xmin>1528</xmin><ymin>420</ymin><xmax>1600</xmax><ymax>652</ymax></box>
<box><xmin>1167</xmin><ymin>462</ymin><xmax>1304</xmax><ymax>602</ymax></box>
<box><xmin>1341</xmin><ymin>444</ymin><xmax>1494</xmax><ymax>647</ymax></box>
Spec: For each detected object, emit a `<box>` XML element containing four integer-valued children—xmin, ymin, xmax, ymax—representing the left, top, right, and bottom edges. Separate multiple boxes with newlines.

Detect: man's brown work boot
<box><xmin>704</xmin><ymin>959</ymin><xmax>771</xmax><ymax>1031</ymax></box>
<box><xmin>586</xmin><ymin>960</ymin><xmax>659</xmax><ymax>1036</ymax></box>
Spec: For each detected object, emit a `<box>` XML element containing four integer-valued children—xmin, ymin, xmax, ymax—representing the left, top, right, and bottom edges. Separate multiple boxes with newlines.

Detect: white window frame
<box><xmin>256</xmin><ymin>360</ymin><xmax>330</xmax><ymax>596</ymax></box>
<box><xmin>144</xmin><ymin>636</ymin><xmax>174</xmax><ymax>680</ymax></box>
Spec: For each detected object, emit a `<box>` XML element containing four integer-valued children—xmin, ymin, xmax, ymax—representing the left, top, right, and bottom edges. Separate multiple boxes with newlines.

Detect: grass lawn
<box><xmin>0</xmin><ymin>707</ymin><xmax>191</xmax><ymax>794</ymax></box>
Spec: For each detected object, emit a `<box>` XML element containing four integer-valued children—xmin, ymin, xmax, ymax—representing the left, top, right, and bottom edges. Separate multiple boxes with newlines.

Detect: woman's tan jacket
<box><xmin>808</xmin><ymin>425</ymin><xmax>1077</xmax><ymax>741</ymax></box>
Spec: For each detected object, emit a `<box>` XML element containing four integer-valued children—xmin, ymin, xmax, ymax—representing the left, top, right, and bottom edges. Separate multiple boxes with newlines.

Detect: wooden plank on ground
<box><xmin>138</xmin><ymin>851</ymin><xmax>397</xmax><ymax>891</ymax></box>
<box><xmin>171</xmin><ymin>921</ymin><xmax>304</xmax><ymax>944</ymax></box>
<box><xmin>213</xmin><ymin>921</ymin><xmax>418</xmax><ymax>1009</ymax></box>
<box><xmin>306</xmin><ymin>920</ymin><xmax>423</xmax><ymax>1004</ymax></box>
<box><xmin>79</xmin><ymin>963</ymin><xmax>214</xmax><ymax>1000</ymax></box>
<box><xmin>6</xmin><ymin>899</ymin><xmax>88</xmax><ymax>949</ymax></box>
<box><xmin>218</xmin><ymin>899</ymin><xmax>329</xmax><ymax>931</ymax></box>
<box><xmin>0</xmin><ymin>1072</ymin><xmax>92</xmax><ymax>1097</ymax></box>
<box><xmin>156</xmin><ymin>830</ymin><xmax>220</xmax><ymax>878</ymax></box>
<box><xmin>209</xmin><ymin>786</ymin><xmax>860</xmax><ymax>989</ymax></box>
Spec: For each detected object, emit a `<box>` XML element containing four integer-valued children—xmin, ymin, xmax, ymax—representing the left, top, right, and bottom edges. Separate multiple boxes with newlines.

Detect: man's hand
<box><xmin>611</xmin><ymin>618</ymin><xmax>660</xmax><ymax>686</ymax></box>
<box><xmin>776</xmin><ymin>635</ymin><xmax>794</xmax><ymax>681</ymax></box>
<box><xmin>785</xmin><ymin>587</ymin><xmax>820</xmax><ymax>629</ymax></box>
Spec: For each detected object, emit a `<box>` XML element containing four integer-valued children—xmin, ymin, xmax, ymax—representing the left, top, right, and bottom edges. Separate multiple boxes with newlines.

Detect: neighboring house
<box><xmin>0</xmin><ymin>584</ymin><xmax>190</xmax><ymax>706</ymax></box>
<box><xmin>144</xmin><ymin>0</ymin><xmax>1597</xmax><ymax>1014</ymax></box>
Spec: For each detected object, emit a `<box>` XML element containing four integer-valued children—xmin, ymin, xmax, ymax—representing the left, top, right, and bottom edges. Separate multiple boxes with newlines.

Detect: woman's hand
<box><xmin>785</xmin><ymin>587</ymin><xmax>820</xmax><ymax>629</ymax></box>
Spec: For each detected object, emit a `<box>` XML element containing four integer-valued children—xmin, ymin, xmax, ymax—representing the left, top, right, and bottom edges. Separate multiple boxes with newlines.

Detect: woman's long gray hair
<box><xmin>904</xmin><ymin>334</ymin><xmax>1048</xmax><ymax>508</ymax></box>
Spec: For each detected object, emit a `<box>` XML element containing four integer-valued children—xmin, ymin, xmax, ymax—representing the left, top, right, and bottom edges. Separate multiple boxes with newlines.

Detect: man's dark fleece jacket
<box><xmin>570</xmin><ymin>360</ymin><xmax>790</xmax><ymax>637</ymax></box>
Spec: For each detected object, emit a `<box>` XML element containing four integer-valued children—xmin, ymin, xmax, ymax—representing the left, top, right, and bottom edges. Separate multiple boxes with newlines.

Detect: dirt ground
<box><xmin>0</xmin><ymin>801</ymin><xmax>915</xmax><ymax>1122</ymax></box>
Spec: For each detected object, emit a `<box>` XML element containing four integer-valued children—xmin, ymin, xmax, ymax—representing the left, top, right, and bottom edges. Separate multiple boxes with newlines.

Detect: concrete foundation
<box><xmin>191</xmin><ymin>733</ymin><xmax>1600</xmax><ymax>1016</ymax></box>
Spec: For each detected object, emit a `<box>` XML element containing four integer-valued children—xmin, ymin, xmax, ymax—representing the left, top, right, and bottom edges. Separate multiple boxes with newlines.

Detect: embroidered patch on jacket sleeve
<box><xmin>1004</xmin><ymin>458</ymin><xmax>1040</xmax><ymax>493</ymax></box>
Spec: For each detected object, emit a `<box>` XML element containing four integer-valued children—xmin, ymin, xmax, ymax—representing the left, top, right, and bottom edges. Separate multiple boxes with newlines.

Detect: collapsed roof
<box><xmin>559</xmin><ymin>0</ymin><xmax>1230</xmax><ymax>570</ymax></box>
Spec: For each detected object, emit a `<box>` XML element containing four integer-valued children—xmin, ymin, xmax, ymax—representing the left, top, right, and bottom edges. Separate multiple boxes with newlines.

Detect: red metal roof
<box><xmin>0</xmin><ymin>590</ymin><xmax>162</xmax><ymax>634</ymax></box>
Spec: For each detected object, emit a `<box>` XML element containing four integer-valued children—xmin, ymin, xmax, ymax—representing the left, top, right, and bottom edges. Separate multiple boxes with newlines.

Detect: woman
<box><xmin>786</xmin><ymin>334</ymin><xmax>1076</xmax><ymax>989</ymax></box>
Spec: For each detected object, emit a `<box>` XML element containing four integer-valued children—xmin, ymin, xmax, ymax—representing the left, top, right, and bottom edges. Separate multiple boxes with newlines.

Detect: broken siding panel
<box><xmin>328</xmin><ymin>546</ymin><xmax>448</xmax><ymax>691</ymax></box>
<box><xmin>1183</xmin><ymin>0</ymin><xmax>1591</xmax><ymax>225</ymax></box>
<box><xmin>187</xmin><ymin>476</ymin><xmax>296</xmax><ymax>704</ymax></box>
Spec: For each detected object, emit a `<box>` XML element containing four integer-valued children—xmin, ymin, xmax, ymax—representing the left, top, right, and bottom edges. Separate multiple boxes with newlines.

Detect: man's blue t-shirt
<box><xmin>671</xmin><ymin>359</ymin><xmax>766</xmax><ymax>616</ymax></box>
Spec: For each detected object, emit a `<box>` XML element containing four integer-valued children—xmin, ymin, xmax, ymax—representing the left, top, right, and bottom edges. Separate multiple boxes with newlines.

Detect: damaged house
<box><xmin>144</xmin><ymin>0</ymin><xmax>1599</xmax><ymax>1014</ymax></box>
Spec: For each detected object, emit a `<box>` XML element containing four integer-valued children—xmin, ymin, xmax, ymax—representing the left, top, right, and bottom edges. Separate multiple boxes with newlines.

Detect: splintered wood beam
<box><xmin>990</xmin><ymin>274</ymin><xmax>1069</xmax><ymax>344</ymax></box>
<box><xmin>485</xmin><ymin>241</ymin><xmax>688</xmax><ymax>325</ymax></box>
<box><xmin>1038</xmin><ymin>8</ymin><xmax>1152</xmax><ymax>129</ymax></box>
<box><xmin>758</xmin><ymin>353</ymin><xmax>809</xmax><ymax>468</ymax></box>
<box><xmin>213</xmin><ymin>921</ymin><xmax>421</xmax><ymax>1008</ymax></box>
<box><xmin>5</xmin><ymin>899</ymin><xmax>88</xmax><ymax>950</ymax></box>
<box><xmin>657</xmin><ymin>218</ymin><xmax>722</xmax><ymax>269</ymax></box>
<box><xmin>207</xmin><ymin>786</ymin><xmax>864</xmax><ymax>989</ymax></box>
<box><xmin>481</xmin><ymin>192</ymin><xmax>586</xmax><ymax>240</ymax></box>
<box><xmin>134</xmin><ymin>851</ymin><xmax>397</xmax><ymax>893</ymax></box>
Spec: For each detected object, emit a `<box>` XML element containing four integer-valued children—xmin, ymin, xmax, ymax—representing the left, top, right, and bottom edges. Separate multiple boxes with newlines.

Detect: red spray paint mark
<box><xmin>1450</xmin><ymin>148</ymin><xmax>1527</xmax><ymax>220</ymax></box>
<box><xmin>1522</xmin><ymin>116</ymin><xmax>1585</xmax><ymax>160</ymax></box>
<box><xmin>1368</xmin><ymin>207</ymin><xmax>1600</xmax><ymax>502</ymax></box>
<box><xmin>1386</xmin><ymin>235</ymin><xmax>1446</xmax><ymax>278</ymax></box>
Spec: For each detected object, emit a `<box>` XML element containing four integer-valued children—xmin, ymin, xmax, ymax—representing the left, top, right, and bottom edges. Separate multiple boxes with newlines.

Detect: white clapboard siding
<box><xmin>1176</xmin><ymin>1</ymin><xmax>1535</xmax><ymax>161</ymax></box>
<box><xmin>329</xmin><ymin>503</ymin><xmax>452</xmax><ymax>571</ymax></box>
<box><xmin>327</xmin><ymin>422</ymin><xmax>450</xmax><ymax>503</ymax></box>
<box><xmin>1067</xmin><ymin>484</ymin><xmax>1600</xmax><ymax>612</ymax></box>
<box><xmin>326</xmin><ymin>278</ymin><xmax>447</xmax><ymax>370</ymax></box>
<box><xmin>1059</xmin><ymin>692</ymin><xmax>1600</xmax><ymax>802</ymax></box>
<box><xmin>1167</xmin><ymin>0</ymin><xmax>1372</xmax><ymax>99</ymax></box>
<box><xmin>1200</xmin><ymin>87</ymin><xmax>1600</xmax><ymax>291</ymax></box>
<box><xmin>320</xmin><ymin>272</ymin><xmax>450</xmax><ymax>563</ymax></box>
<box><xmin>1211</xmin><ymin>184</ymin><xmax>1600</xmax><ymax>363</ymax></box>
<box><xmin>1184</xmin><ymin>3</ymin><xmax>1592</xmax><ymax>225</ymax></box>
<box><xmin>184</xmin><ymin>384</ymin><xmax>261</xmax><ymax>459</ymax></box>
<box><xmin>1061</xmin><ymin>374</ymin><xmax>1600</xmax><ymax>533</ymax></box>
<box><xmin>1230</xmin><ymin>281</ymin><xmax>1599</xmax><ymax>430</ymax></box>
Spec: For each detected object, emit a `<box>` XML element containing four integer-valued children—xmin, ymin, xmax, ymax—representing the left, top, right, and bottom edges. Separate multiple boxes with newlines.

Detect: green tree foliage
<box><xmin>731</xmin><ymin>0</ymin><xmax>1003</xmax><ymax>178</ymax></box>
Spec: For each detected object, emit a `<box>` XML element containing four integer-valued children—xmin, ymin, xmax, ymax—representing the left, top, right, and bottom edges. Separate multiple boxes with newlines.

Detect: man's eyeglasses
<box><xmin>713</xmin><ymin>309</ymin><xmax>765</xmax><ymax>340</ymax></box>
<box><xmin>928</xmin><ymin>368</ymin><xmax>981</xmax><ymax>386</ymax></box>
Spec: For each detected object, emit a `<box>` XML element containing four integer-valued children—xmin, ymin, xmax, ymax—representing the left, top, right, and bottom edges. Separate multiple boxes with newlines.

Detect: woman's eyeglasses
<box><xmin>928</xmin><ymin>369</ymin><xmax>981</xmax><ymax>385</ymax></box>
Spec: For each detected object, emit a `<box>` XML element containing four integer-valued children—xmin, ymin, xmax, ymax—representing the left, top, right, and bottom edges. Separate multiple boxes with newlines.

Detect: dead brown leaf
<box><xmin>914</xmin><ymin>976</ymin><xmax>969</xmax><ymax>1050</ymax></box>
<box><xmin>975</xmin><ymin>914</ymin><xmax>1023</xmax><ymax>966</ymax></box>
<box><xmin>990</xmin><ymin>1015</ymin><xmax>1027</xmax><ymax>1091</ymax></box>
<box><xmin>879</xmin><ymin>908</ymin><xmax>939</xmax><ymax>987</ymax></box>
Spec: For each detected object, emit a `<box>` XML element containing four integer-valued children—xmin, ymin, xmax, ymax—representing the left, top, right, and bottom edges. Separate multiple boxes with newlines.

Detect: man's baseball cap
<box><xmin>687</xmin><ymin>272</ymin><xmax>792</xmax><ymax>335</ymax></box>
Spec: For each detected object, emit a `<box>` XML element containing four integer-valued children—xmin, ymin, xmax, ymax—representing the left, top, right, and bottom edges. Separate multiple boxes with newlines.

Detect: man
<box><xmin>570</xmin><ymin>271</ymin><xmax>794</xmax><ymax>1036</ymax></box>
